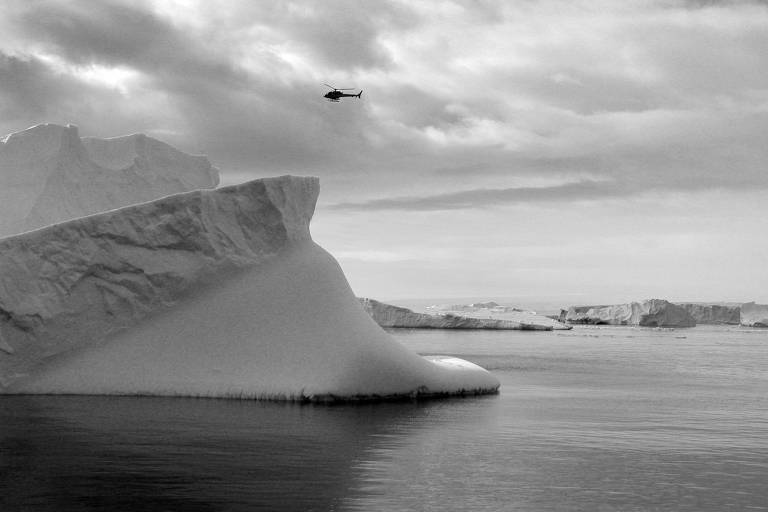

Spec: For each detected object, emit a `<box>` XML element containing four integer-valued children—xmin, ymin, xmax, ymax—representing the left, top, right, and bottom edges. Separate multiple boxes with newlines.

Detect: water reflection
<box><xmin>0</xmin><ymin>395</ymin><xmax>498</xmax><ymax>511</ymax></box>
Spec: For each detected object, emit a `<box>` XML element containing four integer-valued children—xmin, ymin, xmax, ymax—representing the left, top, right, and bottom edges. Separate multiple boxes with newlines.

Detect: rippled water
<box><xmin>2</xmin><ymin>325</ymin><xmax>767</xmax><ymax>511</ymax></box>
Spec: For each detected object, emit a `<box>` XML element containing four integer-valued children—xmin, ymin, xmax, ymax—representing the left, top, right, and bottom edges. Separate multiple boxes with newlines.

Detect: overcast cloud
<box><xmin>1</xmin><ymin>0</ymin><xmax>766</xmax><ymax>302</ymax></box>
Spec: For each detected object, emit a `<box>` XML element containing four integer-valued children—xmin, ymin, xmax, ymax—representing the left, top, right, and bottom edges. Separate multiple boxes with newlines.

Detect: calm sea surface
<box><xmin>2</xmin><ymin>325</ymin><xmax>767</xmax><ymax>511</ymax></box>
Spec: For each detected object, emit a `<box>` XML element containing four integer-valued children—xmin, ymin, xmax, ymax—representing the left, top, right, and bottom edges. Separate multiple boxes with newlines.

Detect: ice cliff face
<box><xmin>0</xmin><ymin>176</ymin><xmax>499</xmax><ymax>399</ymax></box>
<box><xmin>565</xmin><ymin>299</ymin><xmax>696</xmax><ymax>327</ymax></box>
<box><xmin>740</xmin><ymin>302</ymin><xmax>768</xmax><ymax>327</ymax></box>
<box><xmin>360</xmin><ymin>298</ymin><xmax>554</xmax><ymax>330</ymax></box>
<box><xmin>677</xmin><ymin>304</ymin><xmax>741</xmax><ymax>325</ymax></box>
<box><xmin>0</xmin><ymin>124</ymin><xmax>218</xmax><ymax>237</ymax></box>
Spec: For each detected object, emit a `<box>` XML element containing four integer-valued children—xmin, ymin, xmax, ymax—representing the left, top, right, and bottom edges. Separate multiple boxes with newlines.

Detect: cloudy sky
<box><xmin>1</xmin><ymin>0</ymin><xmax>766</xmax><ymax>305</ymax></box>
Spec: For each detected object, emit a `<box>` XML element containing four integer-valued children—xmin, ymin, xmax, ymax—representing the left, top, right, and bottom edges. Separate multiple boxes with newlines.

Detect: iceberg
<box><xmin>0</xmin><ymin>123</ymin><xmax>218</xmax><ymax>237</ymax></box>
<box><xmin>677</xmin><ymin>303</ymin><xmax>741</xmax><ymax>325</ymax></box>
<box><xmin>0</xmin><ymin>176</ymin><xmax>499</xmax><ymax>400</ymax></box>
<box><xmin>740</xmin><ymin>302</ymin><xmax>768</xmax><ymax>328</ymax></box>
<box><xmin>425</xmin><ymin>301</ymin><xmax>571</xmax><ymax>330</ymax></box>
<box><xmin>360</xmin><ymin>298</ymin><xmax>555</xmax><ymax>330</ymax></box>
<box><xmin>565</xmin><ymin>299</ymin><xmax>696</xmax><ymax>327</ymax></box>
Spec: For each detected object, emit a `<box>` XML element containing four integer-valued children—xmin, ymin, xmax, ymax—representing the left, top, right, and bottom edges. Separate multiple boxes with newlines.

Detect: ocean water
<box><xmin>1</xmin><ymin>325</ymin><xmax>767</xmax><ymax>511</ymax></box>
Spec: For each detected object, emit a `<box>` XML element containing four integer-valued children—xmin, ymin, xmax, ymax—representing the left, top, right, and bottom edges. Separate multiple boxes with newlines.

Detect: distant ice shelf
<box><xmin>361</xmin><ymin>298</ymin><xmax>568</xmax><ymax>330</ymax></box>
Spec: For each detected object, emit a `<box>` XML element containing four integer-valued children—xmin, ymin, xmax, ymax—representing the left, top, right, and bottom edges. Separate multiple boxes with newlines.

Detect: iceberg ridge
<box><xmin>0</xmin><ymin>123</ymin><xmax>218</xmax><ymax>237</ymax></box>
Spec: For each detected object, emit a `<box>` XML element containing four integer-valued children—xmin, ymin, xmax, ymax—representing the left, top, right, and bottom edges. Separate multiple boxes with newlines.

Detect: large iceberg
<box><xmin>360</xmin><ymin>298</ymin><xmax>555</xmax><ymax>330</ymax></box>
<box><xmin>740</xmin><ymin>302</ymin><xmax>768</xmax><ymax>327</ymax></box>
<box><xmin>0</xmin><ymin>124</ymin><xmax>218</xmax><ymax>237</ymax></box>
<box><xmin>565</xmin><ymin>299</ymin><xmax>696</xmax><ymax>327</ymax></box>
<box><xmin>0</xmin><ymin>176</ymin><xmax>499</xmax><ymax>400</ymax></box>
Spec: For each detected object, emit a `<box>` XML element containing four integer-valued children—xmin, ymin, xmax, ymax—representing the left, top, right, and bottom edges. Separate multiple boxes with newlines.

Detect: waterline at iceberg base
<box><xmin>0</xmin><ymin>176</ymin><xmax>499</xmax><ymax>401</ymax></box>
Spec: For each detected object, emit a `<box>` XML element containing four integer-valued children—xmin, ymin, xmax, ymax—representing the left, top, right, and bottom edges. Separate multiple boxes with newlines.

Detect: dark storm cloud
<box><xmin>264</xmin><ymin>2</ymin><xmax>400</xmax><ymax>70</ymax></box>
<box><xmin>329</xmin><ymin>181</ymin><xmax>630</xmax><ymax>211</ymax></box>
<box><xmin>1</xmin><ymin>0</ymin><xmax>384</xmax><ymax>175</ymax></box>
<box><xmin>13</xmin><ymin>0</ymin><xmax>249</xmax><ymax>91</ymax></box>
<box><xmin>0</xmin><ymin>53</ymin><xmax>65</xmax><ymax>120</ymax></box>
<box><xmin>0</xmin><ymin>52</ymin><xmax>154</xmax><ymax>136</ymax></box>
<box><xmin>329</xmin><ymin>135</ymin><xmax>768</xmax><ymax>211</ymax></box>
<box><xmin>1</xmin><ymin>0</ymin><xmax>767</xmax><ymax>202</ymax></box>
<box><xmin>182</xmin><ymin>1</ymin><xmax>417</xmax><ymax>71</ymax></box>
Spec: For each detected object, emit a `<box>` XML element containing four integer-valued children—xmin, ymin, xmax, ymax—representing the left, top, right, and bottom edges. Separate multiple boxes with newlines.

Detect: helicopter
<box><xmin>323</xmin><ymin>83</ymin><xmax>363</xmax><ymax>102</ymax></box>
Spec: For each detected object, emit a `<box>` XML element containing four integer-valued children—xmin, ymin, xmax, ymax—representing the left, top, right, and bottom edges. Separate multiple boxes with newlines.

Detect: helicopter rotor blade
<box><xmin>324</xmin><ymin>83</ymin><xmax>357</xmax><ymax>91</ymax></box>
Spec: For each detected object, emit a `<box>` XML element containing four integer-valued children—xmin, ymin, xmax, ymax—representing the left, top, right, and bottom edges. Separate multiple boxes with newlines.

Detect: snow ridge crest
<box><xmin>0</xmin><ymin>176</ymin><xmax>319</xmax><ymax>387</ymax></box>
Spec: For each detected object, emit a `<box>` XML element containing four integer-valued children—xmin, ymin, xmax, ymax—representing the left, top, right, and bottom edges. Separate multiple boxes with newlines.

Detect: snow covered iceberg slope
<box><xmin>0</xmin><ymin>176</ymin><xmax>499</xmax><ymax>400</ymax></box>
<box><xmin>0</xmin><ymin>123</ymin><xmax>218</xmax><ymax>237</ymax></box>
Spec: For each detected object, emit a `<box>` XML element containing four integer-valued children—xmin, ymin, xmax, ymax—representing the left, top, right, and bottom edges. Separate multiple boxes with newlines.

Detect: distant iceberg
<box><xmin>564</xmin><ymin>299</ymin><xmax>696</xmax><ymax>327</ymax></box>
<box><xmin>360</xmin><ymin>299</ymin><xmax>566</xmax><ymax>330</ymax></box>
<box><xmin>676</xmin><ymin>303</ymin><xmax>741</xmax><ymax>325</ymax></box>
<box><xmin>426</xmin><ymin>301</ymin><xmax>571</xmax><ymax>330</ymax></box>
<box><xmin>740</xmin><ymin>302</ymin><xmax>768</xmax><ymax>328</ymax></box>
<box><xmin>0</xmin><ymin>173</ymin><xmax>499</xmax><ymax>400</ymax></box>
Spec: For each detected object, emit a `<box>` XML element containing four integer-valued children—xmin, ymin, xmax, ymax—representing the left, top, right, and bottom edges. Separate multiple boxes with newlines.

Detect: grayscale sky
<box><xmin>1</xmin><ymin>0</ymin><xmax>766</xmax><ymax>304</ymax></box>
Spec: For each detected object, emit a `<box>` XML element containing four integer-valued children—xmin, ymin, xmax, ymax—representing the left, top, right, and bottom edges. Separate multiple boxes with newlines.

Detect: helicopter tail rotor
<box><xmin>357</xmin><ymin>90</ymin><xmax>363</xmax><ymax>98</ymax></box>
